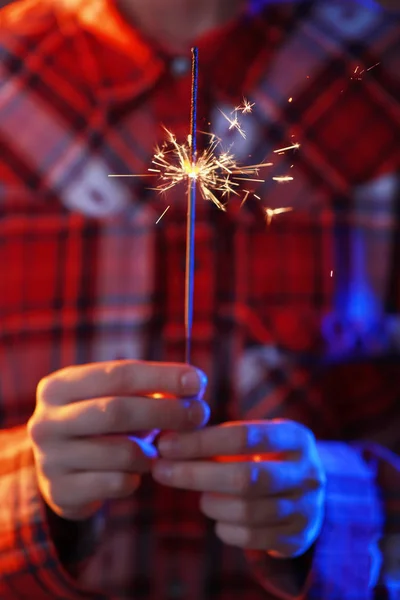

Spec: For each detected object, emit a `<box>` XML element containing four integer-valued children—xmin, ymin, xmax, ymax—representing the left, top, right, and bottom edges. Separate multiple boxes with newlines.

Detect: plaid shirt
<box><xmin>0</xmin><ymin>0</ymin><xmax>400</xmax><ymax>598</ymax></box>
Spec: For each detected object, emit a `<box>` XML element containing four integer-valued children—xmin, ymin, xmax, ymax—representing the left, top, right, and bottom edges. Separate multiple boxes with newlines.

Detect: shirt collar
<box><xmin>67</xmin><ymin>0</ymin><xmax>164</xmax><ymax>103</ymax></box>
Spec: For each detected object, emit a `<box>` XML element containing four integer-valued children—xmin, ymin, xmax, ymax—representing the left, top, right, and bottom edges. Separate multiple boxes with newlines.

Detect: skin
<box><xmin>115</xmin><ymin>0</ymin><xmax>244</xmax><ymax>52</ymax></box>
<box><xmin>154</xmin><ymin>422</ymin><xmax>326</xmax><ymax>556</ymax></box>
<box><xmin>115</xmin><ymin>0</ymin><xmax>400</xmax><ymax>55</ymax></box>
<box><xmin>28</xmin><ymin>0</ymin><xmax>397</xmax><ymax>560</ymax></box>
<box><xmin>29</xmin><ymin>361</ymin><xmax>209</xmax><ymax>521</ymax></box>
<box><xmin>30</xmin><ymin>358</ymin><xmax>325</xmax><ymax>557</ymax></box>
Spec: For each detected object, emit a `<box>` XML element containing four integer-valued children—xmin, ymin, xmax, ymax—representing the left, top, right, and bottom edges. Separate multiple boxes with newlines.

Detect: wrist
<box><xmin>44</xmin><ymin>502</ymin><xmax>105</xmax><ymax>576</ymax></box>
<box><xmin>246</xmin><ymin>544</ymin><xmax>315</xmax><ymax>599</ymax></box>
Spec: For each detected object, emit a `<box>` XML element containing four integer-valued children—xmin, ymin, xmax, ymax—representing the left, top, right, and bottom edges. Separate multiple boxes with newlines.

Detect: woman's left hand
<box><xmin>153</xmin><ymin>420</ymin><xmax>326</xmax><ymax>558</ymax></box>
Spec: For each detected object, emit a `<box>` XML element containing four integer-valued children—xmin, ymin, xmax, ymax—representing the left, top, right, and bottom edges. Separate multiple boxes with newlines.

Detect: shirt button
<box><xmin>170</xmin><ymin>56</ymin><xmax>191</xmax><ymax>77</ymax></box>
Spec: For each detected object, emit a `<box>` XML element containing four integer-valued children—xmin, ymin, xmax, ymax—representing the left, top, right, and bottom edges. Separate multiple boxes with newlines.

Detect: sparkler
<box><xmin>109</xmin><ymin>53</ymin><xmax>296</xmax><ymax>362</ymax></box>
<box><xmin>185</xmin><ymin>47</ymin><xmax>198</xmax><ymax>364</ymax></box>
<box><xmin>143</xmin><ymin>128</ymin><xmax>274</xmax><ymax>211</ymax></box>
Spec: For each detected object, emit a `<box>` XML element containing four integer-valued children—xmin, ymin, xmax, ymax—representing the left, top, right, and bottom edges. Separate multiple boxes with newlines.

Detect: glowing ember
<box><xmin>219</xmin><ymin>109</ymin><xmax>247</xmax><ymax>139</ymax></box>
<box><xmin>351</xmin><ymin>62</ymin><xmax>380</xmax><ymax>81</ymax></box>
<box><xmin>235</xmin><ymin>97</ymin><xmax>255</xmax><ymax>114</ymax></box>
<box><xmin>273</xmin><ymin>176</ymin><xmax>294</xmax><ymax>183</ymax></box>
<box><xmin>265</xmin><ymin>207</ymin><xmax>293</xmax><ymax>226</ymax></box>
<box><xmin>274</xmin><ymin>143</ymin><xmax>300</xmax><ymax>154</ymax></box>
<box><xmin>156</xmin><ymin>205</ymin><xmax>171</xmax><ymax>224</ymax></box>
<box><xmin>109</xmin><ymin>105</ymin><xmax>298</xmax><ymax>222</ymax></box>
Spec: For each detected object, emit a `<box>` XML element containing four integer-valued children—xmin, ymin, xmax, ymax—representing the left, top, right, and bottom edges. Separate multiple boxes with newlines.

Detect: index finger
<box><xmin>158</xmin><ymin>420</ymin><xmax>309</xmax><ymax>459</ymax></box>
<box><xmin>38</xmin><ymin>360</ymin><xmax>207</xmax><ymax>406</ymax></box>
<box><xmin>52</xmin><ymin>394</ymin><xmax>210</xmax><ymax>438</ymax></box>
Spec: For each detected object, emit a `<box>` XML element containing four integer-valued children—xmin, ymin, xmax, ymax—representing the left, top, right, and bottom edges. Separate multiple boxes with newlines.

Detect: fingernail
<box><xmin>181</xmin><ymin>368</ymin><xmax>208</xmax><ymax>397</ymax></box>
<box><xmin>188</xmin><ymin>399</ymin><xmax>210</xmax><ymax>427</ymax></box>
<box><xmin>153</xmin><ymin>461</ymin><xmax>173</xmax><ymax>482</ymax></box>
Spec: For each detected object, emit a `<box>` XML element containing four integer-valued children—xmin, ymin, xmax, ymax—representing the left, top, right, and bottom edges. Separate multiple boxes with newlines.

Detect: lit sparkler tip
<box><xmin>109</xmin><ymin>99</ymin><xmax>299</xmax><ymax>217</ymax></box>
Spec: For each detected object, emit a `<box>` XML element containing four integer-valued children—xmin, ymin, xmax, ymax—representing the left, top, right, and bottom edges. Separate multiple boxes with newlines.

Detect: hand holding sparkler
<box><xmin>29</xmin><ymin>360</ymin><xmax>209</xmax><ymax>522</ymax></box>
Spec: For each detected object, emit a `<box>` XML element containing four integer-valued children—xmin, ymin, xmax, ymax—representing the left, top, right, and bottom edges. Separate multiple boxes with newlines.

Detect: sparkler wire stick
<box><xmin>185</xmin><ymin>47</ymin><xmax>198</xmax><ymax>364</ymax></box>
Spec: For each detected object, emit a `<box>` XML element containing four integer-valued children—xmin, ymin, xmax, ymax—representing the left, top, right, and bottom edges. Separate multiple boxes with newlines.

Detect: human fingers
<box><xmin>215</xmin><ymin>521</ymin><xmax>309</xmax><ymax>555</ymax></box>
<box><xmin>37</xmin><ymin>394</ymin><xmax>210</xmax><ymax>439</ymax></box>
<box><xmin>37</xmin><ymin>360</ymin><xmax>207</xmax><ymax>406</ymax></box>
<box><xmin>199</xmin><ymin>492</ymin><xmax>295</xmax><ymax>526</ymax></box>
<box><xmin>39</xmin><ymin>470</ymin><xmax>142</xmax><ymax>521</ymax></box>
<box><xmin>30</xmin><ymin>430</ymin><xmax>157</xmax><ymax>520</ymax></box>
<box><xmin>214</xmin><ymin>487</ymin><xmax>324</xmax><ymax>555</ymax></box>
<box><xmin>158</xmin><ymin>420</ymin><xmax>311</xmax><ymax>459</ymax></box>
<box><xmin>152</xmin><ymin>458</ymin><xmax>304</xmax><ymax>496</ymax></box>
<box><xmin>38</xmin><ymin>436</ymin><xmax>157</xmax><ymax>475</ymax></box>
<box><xmin>29</xmin><ymin>361</ymin><xmax>209</xmax><ymax>521</ymax></box>
<box><xmin>203</xmin><ymin>490</ymin><xmax>324</xmax><ymax>556</ymax></box>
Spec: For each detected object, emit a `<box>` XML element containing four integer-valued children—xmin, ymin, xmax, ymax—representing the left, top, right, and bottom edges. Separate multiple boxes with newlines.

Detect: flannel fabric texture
<box><xmin>0</xmin><ymin>0</ymin><xmax>399</xmax><ymax>598</ymax></box>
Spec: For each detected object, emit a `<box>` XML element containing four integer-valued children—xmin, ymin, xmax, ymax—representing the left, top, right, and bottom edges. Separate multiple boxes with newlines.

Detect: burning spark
<box><xmin>330</xmin><ymin>270</ymin><xmax>334</xmax><ymax>278</ymax></box>
<box><xmin>156</xmin><ymin>205</ymin><xmax>171</xmax><ymax>224</ymax></box>
<box><xmin>241</xmin><ymin>190</ymin><xmax>251</xmax><ymax>207</ymax></box>
<box><xmin>273</xmin><ymin>176</ymin><xmax>294</xmax><ymax>183</ymax></box>
<box><xmin>220</xmin><ymin>109</ymin><xmax>246</xmax><ymax>139</ymax></box>
<box><xmin>273</xmin><ymin>143</ymin><xmax>300</xmax><ymax>154</ymax></box>
<box><xmin>265</xmin><ymin>207</ymin><xmax>293</xmax><ymax>226</ymax></box>
<box><xmin>109</xmin><ymin>98</ymin><xmax>299</xmax><ymax>219</ymax></box>
<box><xmin>110</xmin><ymin>128</ymin><xmax>274</xmax><ymax>212</ymax></box>
<box><xmin>235</xmin><ymin>98</ymin><xmax>255</xmax><ymax>114</ymax></box>
<box><xmin>288</xmin><ymin>97</ymin><xmax>293</xmax><ymax>103</ymax></box>
<box><xmin>351</xmin><ymin>62</ymin><xmax>380</xmax><ymax>81</ymax></box>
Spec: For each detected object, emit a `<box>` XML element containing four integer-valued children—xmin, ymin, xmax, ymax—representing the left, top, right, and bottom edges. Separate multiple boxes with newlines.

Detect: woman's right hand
<box><xmin>28</xmin><ymin>360</ymin><xmax>208</xmax><ymax>521</ymax></box>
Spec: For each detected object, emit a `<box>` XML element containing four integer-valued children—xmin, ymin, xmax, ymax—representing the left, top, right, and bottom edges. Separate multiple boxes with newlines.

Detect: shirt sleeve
<box><xmin>0</xmin><ymin>424</ymin><xmax>108</xmax><ymax>600</ymax></box>
<box><xmin>245</xmin><ymin>441</ymin><xmax>400</xmax><ymax>600</ymax></box>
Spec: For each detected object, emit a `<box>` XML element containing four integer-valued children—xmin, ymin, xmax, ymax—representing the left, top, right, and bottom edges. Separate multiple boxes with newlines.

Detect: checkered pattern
<box><xmin>0</xmin><ymin>0</ymin><xmax>399</xmax><ymax>598</ymax></box>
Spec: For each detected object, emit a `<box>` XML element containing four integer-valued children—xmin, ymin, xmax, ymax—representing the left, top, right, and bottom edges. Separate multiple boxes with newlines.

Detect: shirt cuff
<box><xmin>245</xmin><ymin>442</ymin><xmax>383</xmax><ymax>600</ymax></box>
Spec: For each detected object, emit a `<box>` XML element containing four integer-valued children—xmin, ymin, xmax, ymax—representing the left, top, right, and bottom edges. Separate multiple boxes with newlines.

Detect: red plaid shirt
<box><xmin>0</xmin><ymin>0</ymin><xmax>400</xmax><ymax>598</ymax></box>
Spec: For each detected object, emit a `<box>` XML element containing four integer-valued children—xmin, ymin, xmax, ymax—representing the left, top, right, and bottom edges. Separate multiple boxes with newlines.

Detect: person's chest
<box><xmin>1</xmin><ymin>1</ymin><xmax>399</xmax><ymax>426</ymax></box>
